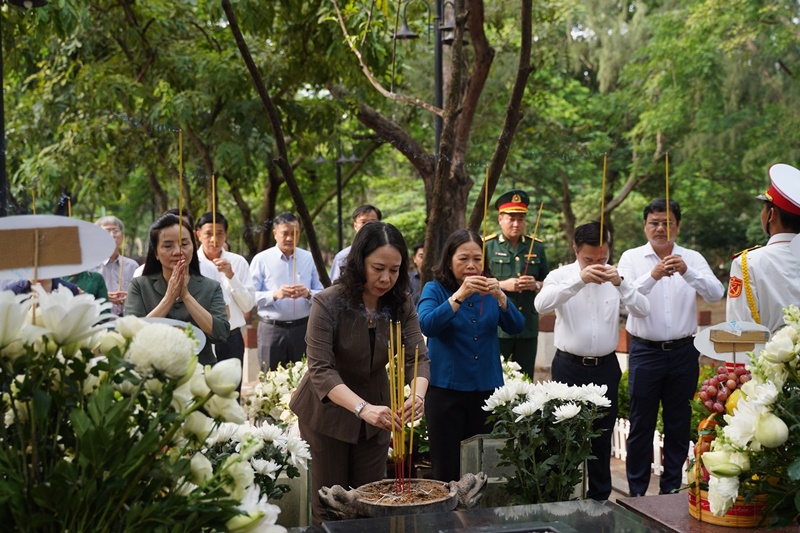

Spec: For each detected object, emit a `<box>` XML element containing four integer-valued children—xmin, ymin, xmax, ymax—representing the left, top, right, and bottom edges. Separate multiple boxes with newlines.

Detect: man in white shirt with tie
<box><xmin>618</xmin><ymin>198</ymin><xmax>724</xmax><ymax>497</ymax></box>
<box><xmin>535</xmin><ymin>221</ymin><xmax>650</xmax><ymax>500</ymax></box>
<box><xmin>250</xmin><ymin>212</ymin><xmax>324</xmax><ymax>370</ymax></box>
<box><xmin>195</xmin><ymin>212</ymin><xmax>255</xmax><ymax>374</ymax></box>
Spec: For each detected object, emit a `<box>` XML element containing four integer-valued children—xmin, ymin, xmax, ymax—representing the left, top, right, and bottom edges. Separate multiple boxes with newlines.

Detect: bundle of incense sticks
<box><xmin>387</xmin><ymin>321</ymin><xmax>419</xmax><ymax>494</ymax></box>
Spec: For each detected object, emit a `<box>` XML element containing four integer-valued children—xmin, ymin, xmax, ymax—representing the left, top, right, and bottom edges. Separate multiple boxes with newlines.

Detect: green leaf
<box><xmin>69</xmin><ymin>409</ymin><xmax>94</xmax><ymax>438</ymax></box>
<box><xmin>787</xmin><ymin>458</ymin><xmax>800</xmax><ymax>481</ymax></box>
<box><xmin>31</xmin><ymin>388</ymin><xmax>52</xmax><ymax>425</ymax></box>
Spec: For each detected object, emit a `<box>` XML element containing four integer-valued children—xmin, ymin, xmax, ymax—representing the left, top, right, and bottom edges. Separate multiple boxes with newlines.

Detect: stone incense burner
<box><xmin>319</xmin><ymin>472</ymin><xmax>488</xmax><ymax>520</ymax></box>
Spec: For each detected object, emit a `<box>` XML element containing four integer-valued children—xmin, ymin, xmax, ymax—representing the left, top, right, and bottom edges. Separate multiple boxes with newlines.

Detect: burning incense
<box><xmin>178</xmin><ymin>130</ymin><xmax>184</xmax><ymax>243</ymax></box>
<box><xmin>522</xmin><ymin>202</ymin><xmax>544</xmax><ymax>277</ymax></box>
<box><xmin>212</xmin><ymin>175</ymin><xmax>217</xmax><ymax>249</ymax></box>
<box><xmin>600</xmin><ymin>153</ymin><xmax>607</xmax><ymax>247</ymax></box>
<box><xmin>665</xmin><ymin>152</ymin><xmax>671</xmax><ymax>246</ymax></box>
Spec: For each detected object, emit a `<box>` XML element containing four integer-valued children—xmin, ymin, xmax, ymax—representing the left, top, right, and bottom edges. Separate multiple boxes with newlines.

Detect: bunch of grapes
<box><xmin>698</xmin><ymin>365</ymin><xmax>751</xmax><ymax>414</ymax></box>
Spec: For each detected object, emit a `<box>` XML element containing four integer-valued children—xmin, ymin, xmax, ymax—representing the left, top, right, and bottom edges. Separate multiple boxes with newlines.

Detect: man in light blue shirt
<box><xmin>250</xmin><ymin>212</ymin><xmax>324</xmax><ymax>370</ymax></box>
<box><xmin>329</xmin><ymin>204</ymin><xmax>382</xmax><ymax>281</ymax></box>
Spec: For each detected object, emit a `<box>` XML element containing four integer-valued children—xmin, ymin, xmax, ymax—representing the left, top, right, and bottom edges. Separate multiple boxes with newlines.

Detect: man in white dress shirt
<box><xmin>329</xmin><ymin>205</ymin><xmax>381</xmax><ymax>282</ymax></box>
<box><xmin>250</xmin><ymin>212</ymin><xmax>324</xmax><ymax>370</ymax></box>
<box><xmin>618</xmin><ymin>198</ymin><xmax>724</xmax><ymax>497</ymax></box>
<box><xmin>727</xmin><ymin>163</ymin><xmax>800</xmax><ymax>333</ymax></box>
<box><xmin>535</xmin><ymin>221</ymin><xmax>650</xmax><ymax>500</ymax></box>
<box><xmin>195</xmin><ymin>212</ymin><xmax>255</xmax><ymax>376</ymax></box>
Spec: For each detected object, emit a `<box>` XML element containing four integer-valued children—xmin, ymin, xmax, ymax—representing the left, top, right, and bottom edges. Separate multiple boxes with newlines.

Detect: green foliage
<box><xmin>487</xmin><ymin>382</ymin><xmax>605</xmax><ymax>504</ymax></box>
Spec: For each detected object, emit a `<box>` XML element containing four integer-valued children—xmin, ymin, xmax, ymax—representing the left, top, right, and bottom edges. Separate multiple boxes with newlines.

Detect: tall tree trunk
<box><xmin>257</xmin><ymin>162</ymin><xmax>282</xmax><ymax>253</ymax></box>
<box><xmin>222</xmin><ymin>0</ymin><xmax>331</xmax><ymax>287</ymax></box>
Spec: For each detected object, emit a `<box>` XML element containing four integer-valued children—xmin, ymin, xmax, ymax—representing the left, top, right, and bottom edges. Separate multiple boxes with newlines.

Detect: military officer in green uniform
<box><xmin>484</xmin><ymin>190</ymin><xmax>549</xmax><ymax>379</ymax></box>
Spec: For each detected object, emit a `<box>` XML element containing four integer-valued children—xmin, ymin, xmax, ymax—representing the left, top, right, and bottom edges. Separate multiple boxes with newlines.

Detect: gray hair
<box><xmin>95</xmin><ymin>215</ymin><xmax>124</xmax><ymax>232</ymax></box>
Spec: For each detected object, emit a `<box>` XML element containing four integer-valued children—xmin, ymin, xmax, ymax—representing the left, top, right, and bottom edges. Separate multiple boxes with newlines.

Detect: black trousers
<box><xmin>551</xmin><ymin>350</ymin><xmax>621</xmax><ymax>500</ymax></box>
<box><xmin>256</xmin><ymin>320</ymin><xmax>307</xmax><ymax>371</ymax></box>
<box><xmin>425</xmin><ymin>386</ymin><xmax>493</xmax><ymax>483</ymax></box>
<box><xmin>626</xmin><ymin>339</ymin><xmax>699</xmax><ymax>495</ymax></box>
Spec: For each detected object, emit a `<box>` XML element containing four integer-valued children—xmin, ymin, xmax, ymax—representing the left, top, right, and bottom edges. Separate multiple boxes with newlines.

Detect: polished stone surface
<box><xmin>307</xmin><ymin>499</ymin><xmax>669</xmax><ymax>532</ymax></box>
<box><xmin>618</xmin><ymin>493</ymin><xmax>798</xmax><ymax>532</ymax></box>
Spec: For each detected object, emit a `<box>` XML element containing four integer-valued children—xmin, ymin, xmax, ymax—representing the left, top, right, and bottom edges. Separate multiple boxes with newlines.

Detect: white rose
<box><xmin>114</xmin><ymin>315</ymin><xmax>147</xmax><ymax>339</ymax></box>
<box><xmin>204</xmin><ymin>359</ymin><xmax>242</xmax><ymax>399</ymax></box>
<box><xmin>708</xmin><ymin>475</ymin><xmax>740</xmax><ymax>516</ymax></box>
<box><xmin>206</xmin><ymin>395</ymin><xmax>246</xmax><ymax>424</ymax></box>
<box><xmin>754</xmin><ymin>412</ymin><xmax>789</xmax><ymax>448</ymax></box>
<box><xmin>190</xmin><ymin>452</ymin><xmax>214</xmax><ymax>485</ymax></box>
<box><xmin>183</xmin><ymin>411</ymin><xmax>214</xmax><ymax>442</ymax></box>
<box><xmin>762</xmin><ymin>331</ymin><xmax>796</xmax><ymax>364</ymax></box>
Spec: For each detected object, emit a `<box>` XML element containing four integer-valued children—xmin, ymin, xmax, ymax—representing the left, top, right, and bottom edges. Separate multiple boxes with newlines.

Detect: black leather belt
<box><xmin>556</xmin><ymin>349</ymin><xmax>614</xmax><ymax>367</ymax></box>
<box><xmin>632</xmin><ymin>335</ymin><xmax>694</xmax><ymax>351</ymax></box>
<box><xmin>259</xmin><ymin>316</ymin><xmax>309</xmax><ymax>328</ymax></box>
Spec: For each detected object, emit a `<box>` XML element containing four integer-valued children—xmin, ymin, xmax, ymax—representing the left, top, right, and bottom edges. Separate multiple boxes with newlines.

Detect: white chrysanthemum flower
<box><xmin>722</xmin><ymin>399</ymin><xmax>762</xmax><ymax>448</ymax></box>
<box><xmin>746</xmin><ymin>381</ymin><xmax>779</xmax><ymax>407</ymax></box>
<box><xmin>282</xmin><ymin>434</ymin><xmax>311</xmax><ymax>469</ymax></box>
<box><xmin>255</xmin><ymin>423</ymin><xmax>283</xmax><ymax>443</ymax></box>
<box><xmin>251</xmin><ymin>458</ymin><xmax>281</xmax><ymax>479</ymax></box>
<box><xmin>34</xmin><ymin>285</ymin><xmax>112</xmax><ymax>346</ymax></box>
<box><xmin>236</xmin><ymin>435</ymin><xmax>264</xmax><ymax>461</ymax></box>
<box><xmin>553</xmin><ymin>402</ymin><xmax>581</xmax><ymax>423</ymax></box>
<box><xmin>708</xmin><ymin>475</ymin><xmax>740</xmax><ymax>516</ymax></box>
<box><xmin>127</xmin><ymin>323</ymin><xmax>195</xmax><ymax>380</ymax></box>
<box><xmin>512</xmin><ymin>401</ymin><xmax>540</xmax><ymax>422</ymax></box>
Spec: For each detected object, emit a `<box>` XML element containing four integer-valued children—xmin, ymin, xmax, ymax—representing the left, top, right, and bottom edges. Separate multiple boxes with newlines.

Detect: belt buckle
<box><xmin>660</xmin><ymin>341</ymin><xmax>673</xmax><ymax>351</ymax></box>
<box><xmin>581</xmin><ymin>356</ymin><xmax>599</xmax><ymax>367</ymax></box>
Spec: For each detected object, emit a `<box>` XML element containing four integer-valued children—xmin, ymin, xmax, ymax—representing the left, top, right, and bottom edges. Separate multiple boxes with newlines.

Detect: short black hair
<box><xmin>142</xmin><ymin>213</ymin><xmax>201</xmax><ymax>276</ymax></box>
<box><xmin>765</xmin><ymin>201</ymin><xmax>800</xmax><ymax>233</ymax></box>
<box><xmin>196</xmin><ymin>212</ymin><xmax>228</xmax><ymax>231</ymax></box>
<box><xmin>338</xmin><ymin>221</ymin><xmax>410</xmax><ymax>313</ymax></box>
<box><xmin>432</xmin><ymin>229</ymin><xmax>491</xmax><ymax>292</ymax></box>
<box><xmin>643</xmin><ymin>198</ymin><xmax>681</xmax><ymax>225</ymax></box>
<box><xmin>574</xmin><ymin>221</ymin><xmax>612</xmax><ymax>248</ymax></box>
<box><xmin>273</xmin><ymin>212</ymin><xmax>299</xmax><ymax>227</ymax></box>
<box><xmin>412</xmin><ymin>241</ymin><xmax>424</xmax><ymax>254</ymax></box>
<box><xmin>352</xmin><ymin>204</ymin><xmax>382</xmax><ymax>221</ymax></box>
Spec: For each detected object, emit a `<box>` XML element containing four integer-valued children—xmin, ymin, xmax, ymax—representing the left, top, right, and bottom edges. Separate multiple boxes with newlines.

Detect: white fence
<box><xmin>612</xmin><ymin>418</ymin><xmax>693</xmax><ymax>484</ymax></box>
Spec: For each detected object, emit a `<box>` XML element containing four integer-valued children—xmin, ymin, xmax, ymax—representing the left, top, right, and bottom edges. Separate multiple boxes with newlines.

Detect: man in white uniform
<box><xmin>727</xmin><ymin>163</ymin><xmax>800</xmax><ymax>333</ymax></box>
<box><xmin>536</xmin><ymin>221</ymin><xmax>650</xmax><ymax>500</ymax></box>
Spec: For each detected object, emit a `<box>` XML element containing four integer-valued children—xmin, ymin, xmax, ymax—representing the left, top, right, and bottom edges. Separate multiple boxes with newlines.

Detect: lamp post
<box><xmin>0</xmin><ymin>0</ymin><xmax>47</xmax><ymax>217</ymax></box>
<box><xmin>315</xmin><ymin>149</ymin><xmax>359</xmax><ymax>251</ymax></box>
<box><xmin>394</xmin><ymin>0</ymin><xmax>455</xmax><ymax>175</ymax></box>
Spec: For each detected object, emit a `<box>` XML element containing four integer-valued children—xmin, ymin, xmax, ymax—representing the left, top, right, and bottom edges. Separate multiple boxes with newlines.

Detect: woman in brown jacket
<box><xmin>289</xmin><ymin>221</ymin><xmax>430</xmax><ymax>525</ymax></box>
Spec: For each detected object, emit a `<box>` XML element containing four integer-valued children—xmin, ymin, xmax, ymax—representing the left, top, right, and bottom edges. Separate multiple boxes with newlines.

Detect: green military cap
<box><xmin>495</xmin><ymin>190</ymin><xmax>530</xmax><ymax>214</ymax></box>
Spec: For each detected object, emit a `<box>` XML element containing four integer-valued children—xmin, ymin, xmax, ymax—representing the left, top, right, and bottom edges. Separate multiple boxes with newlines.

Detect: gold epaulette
<box><xmin>483</xmin><ymin>233</ymin><xmax>498</xmax><ymax>241</ymax></box>
<box><xmin>731</xmin><ymin>245</ymin><xmax>761</xmax><ymax>260</ymax></box>
<box><xmin>525</xmin><ymin>234</ymin><xmax>543</xmax><ymax>243</ymax></box>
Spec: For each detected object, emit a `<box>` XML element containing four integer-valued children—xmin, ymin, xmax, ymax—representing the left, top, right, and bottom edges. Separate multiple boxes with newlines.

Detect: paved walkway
<box><xmin>609</xmin><ymin>456</ymin><xmax>661</xmax><ymax>501</ymax></box>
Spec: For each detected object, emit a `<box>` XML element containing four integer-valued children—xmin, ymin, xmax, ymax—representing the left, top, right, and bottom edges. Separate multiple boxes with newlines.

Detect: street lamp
<box><xmin>0</xmin><ymin>0</ymin><xmax>47</xmax><ymax>217</ymax></box>
<box><xmin>315</xmin><ymin>148</ymin><xmax>359</xmax><ymax>251</ymax></box>
<box><xmin>393</xmin><ymin>0</ymin><xmax>458</xmax><ymax>176</ymax></box>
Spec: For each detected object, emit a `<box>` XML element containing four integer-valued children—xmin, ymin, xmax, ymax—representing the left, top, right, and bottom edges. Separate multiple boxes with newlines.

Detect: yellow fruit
<box><xmin>726</xmin><ymin>389</ymin><xmax>744</xmax><ymax>415</ymax></box>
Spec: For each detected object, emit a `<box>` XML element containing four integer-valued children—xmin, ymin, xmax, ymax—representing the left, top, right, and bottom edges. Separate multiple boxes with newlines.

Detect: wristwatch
<box><xmin>354</xmin><ymin>401</ymin><xmax>369</xmax><ymax>419</ymax></box>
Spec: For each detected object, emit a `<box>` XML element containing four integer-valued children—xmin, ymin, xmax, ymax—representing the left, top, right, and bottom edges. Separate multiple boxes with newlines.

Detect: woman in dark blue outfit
<box><xmin>418</xmin><ymin>228</ymin><xmax>525</xmax><ymax>482</ymax></box>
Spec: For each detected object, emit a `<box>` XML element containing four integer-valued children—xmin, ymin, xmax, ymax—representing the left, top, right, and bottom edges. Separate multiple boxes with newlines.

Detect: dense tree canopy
<box><xmin>1</xmin><ymin>0</ymin><xmax>798</xmax><ymax>278</ymax></box>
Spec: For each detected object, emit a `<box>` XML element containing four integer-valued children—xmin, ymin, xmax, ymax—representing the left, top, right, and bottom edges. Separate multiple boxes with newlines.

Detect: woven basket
<box><xmin>688</xmin><ymin>488</ymin><xmax>767</xmax><ymax>527</ymax></box>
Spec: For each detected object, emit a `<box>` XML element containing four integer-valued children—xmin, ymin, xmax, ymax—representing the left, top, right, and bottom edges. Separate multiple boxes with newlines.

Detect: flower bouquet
<box><xmin>244</xmin><ymin>359</ymin><xmax>307</xmax><ymax>428</ymax></box>
<box><xmin>694</xmin><ymin>305</ymin><xmax>800</xmax><ymax>527</ymax></box>
<box><xmin>0</xmin><ymin>287</ymin><xmax>298</xmax><ymax>532</ymax></box>
<box><xmin>484</xmin><ymin>381</ymin><xmax>608</xmax><ymax>504</ymax></box>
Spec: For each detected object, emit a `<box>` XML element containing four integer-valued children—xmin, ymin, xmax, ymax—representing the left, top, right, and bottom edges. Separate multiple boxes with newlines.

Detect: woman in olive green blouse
<box><xmin>125</xmin><ymin>213</ymin><xmax>229</xmax><ymax>365</ymax></box>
